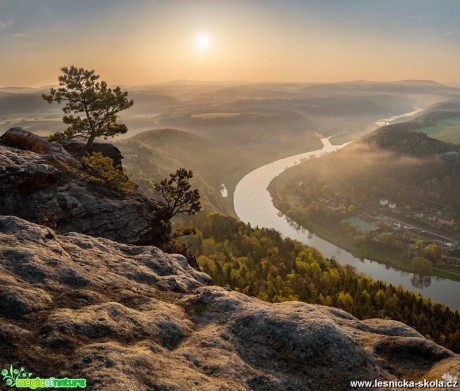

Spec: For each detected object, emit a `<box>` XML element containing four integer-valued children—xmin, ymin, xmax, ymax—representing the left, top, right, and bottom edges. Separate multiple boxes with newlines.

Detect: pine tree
<box><xmin>43</xmin><ymin>66</ymin><xmax>133</xmax><ymax>152</ymax></box>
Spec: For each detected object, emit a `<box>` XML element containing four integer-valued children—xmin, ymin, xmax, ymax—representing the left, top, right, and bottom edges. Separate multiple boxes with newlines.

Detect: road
<box><xmin>377</xmin><ymin>210</ymin><xmax>457</xmax><ymax>245</ymax></box>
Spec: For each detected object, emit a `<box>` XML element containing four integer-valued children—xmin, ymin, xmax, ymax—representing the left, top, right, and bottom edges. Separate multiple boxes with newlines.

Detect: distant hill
<box><xmin>115</xmin><ymin>128</ymin><xmax>229</xmax><ymax>214</ymax></box>
<box><xmin>397</xmin><ymin>79</ymin><xmax>448</xmax><ymax>87</ymax></box>
<box><xmin>127</xmin><ymin>90</ymin><xmax>179</xmax><ymax>113</ymax></box>
<box><xmin>365</xmin><ymin>110</ymin><xmax>460</xmax><ymax>157</ymax></box>
<box><xmin>192</xmin><ymin>84</ymin><xmax>299</xmax><ymax>102</ymax></box>
<box><xmin>271</xmin><ymin>106</ymin><xmax>460</xmax><ymax>210</ymax></box>
<box><xmin>0</xmin><ymin>90</ymin><xmax>54</xmax><ymax>114</ymax></box>
<box><xmin>297</xmin><ymin>80</ymin><xmax>458</xmax><ymax>96</ymax></box>
<box><xmin>2</xmin><ymin>80</ymin><xmax>455</xmax><ymax>145</ymax></box>
<box><xmin>0</xmin><ymin>86</ymin><xmax>39</xmax><ymax>93</ymax></box>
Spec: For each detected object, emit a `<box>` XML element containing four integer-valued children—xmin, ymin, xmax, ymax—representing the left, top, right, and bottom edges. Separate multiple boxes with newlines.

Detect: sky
<box><xmin>0</xmin><ymin>0</ymin><xmax>459</xmax><ymax>86</ymax></box>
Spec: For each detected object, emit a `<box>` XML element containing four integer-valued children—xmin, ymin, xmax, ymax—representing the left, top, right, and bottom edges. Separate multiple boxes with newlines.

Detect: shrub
<box><xmin>80</xmin><ymin>152</ymin><xmax>131</xmax><ymax>192</ymax></box>
<box><xmin>1</xmin><ymin>131</ymin><xmax>50</xmax><ymax>154</ymax></box>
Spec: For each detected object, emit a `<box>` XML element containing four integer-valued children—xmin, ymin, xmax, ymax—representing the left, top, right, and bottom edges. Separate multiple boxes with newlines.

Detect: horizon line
<box><xmin>1</xmin><ymin>78</ymin><xmax>459</xmax><ymax>90</ymax></box>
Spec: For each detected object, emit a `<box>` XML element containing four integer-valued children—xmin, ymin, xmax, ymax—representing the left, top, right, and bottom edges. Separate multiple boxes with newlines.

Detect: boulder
<box><xmin>64</xmin><ymin>139</ymin><xmax>124</xmax><ymax>168</ymax></box>
<box><xmin>0</xmin><ymin>127</ymin><xmax>70</xmax><ymax>156</ymax></box>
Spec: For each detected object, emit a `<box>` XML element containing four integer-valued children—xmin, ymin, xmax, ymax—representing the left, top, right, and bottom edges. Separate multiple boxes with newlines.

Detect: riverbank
<box><xmin>273</xmin><ymin>210</ymin><xmax>460</xmax><ymax>283</ymax></box>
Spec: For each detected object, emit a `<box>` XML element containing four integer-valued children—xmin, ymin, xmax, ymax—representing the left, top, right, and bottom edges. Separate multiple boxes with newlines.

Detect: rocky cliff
<box><xmin>0</xmin><ymin>131</ymin><xmax>162</xmax><ymax>245</ymax></box>
<box><xmin>0</xmin><ymin>215</ymin><xmax>458</xmax><ymax>390</ymax></box>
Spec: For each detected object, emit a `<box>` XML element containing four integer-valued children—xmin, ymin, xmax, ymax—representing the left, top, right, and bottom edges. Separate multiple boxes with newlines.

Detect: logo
<box><xmin>1</xmin><ymin>365</ymin><xmax>86</xmax><ymax>389</ymax></box>
<box><xmin>442</xmin><ymin>373</ymin><xmax>458</xmax><ymax>383</ymax></box>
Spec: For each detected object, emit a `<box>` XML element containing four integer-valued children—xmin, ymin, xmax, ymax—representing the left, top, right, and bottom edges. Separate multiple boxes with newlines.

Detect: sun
<box><xmin>196</xmin><ymin>33</ymin><xmax>211</xmax><ymax>50</ymax></box>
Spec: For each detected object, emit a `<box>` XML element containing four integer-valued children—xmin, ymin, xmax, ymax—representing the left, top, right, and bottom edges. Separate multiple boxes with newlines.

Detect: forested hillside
<box><xmin>365</xmin><ymin>110</ymin><xmax>460</xmax><ymax>157</ymax></box>
<box><xmin>179</xmin><ymin>213</ymin><xmax>460</xmax><ymax>353</ymax></box>
<box><xmin>115</xmin><ymin>128</ymin><xmax>228</xmax><ymax>213</ymax></box>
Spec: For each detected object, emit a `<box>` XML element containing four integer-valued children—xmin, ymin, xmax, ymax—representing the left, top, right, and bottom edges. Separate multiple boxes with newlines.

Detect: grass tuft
<box><xmin>1</xmin><ymin>131</ymin><xmax>51</xmax><ymax>154</ymax></box>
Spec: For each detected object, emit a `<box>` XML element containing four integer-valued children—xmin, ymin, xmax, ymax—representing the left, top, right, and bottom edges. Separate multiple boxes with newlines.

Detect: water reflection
<box><xmin>411</xmin><ymin>274</ymin><xmax>432</xmax><ymax>289</ymax></box>
<box><xmin>375</xmin><ymin>107</ymin><xmax>424</xmax><ymax>126</ymax></box>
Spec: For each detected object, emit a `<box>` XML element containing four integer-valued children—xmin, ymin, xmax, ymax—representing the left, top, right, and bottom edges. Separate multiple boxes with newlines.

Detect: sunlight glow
<box><xmin>196</xmin><ymin>33</ymin><xmax>211</xmax><ymax>50</ymax></box>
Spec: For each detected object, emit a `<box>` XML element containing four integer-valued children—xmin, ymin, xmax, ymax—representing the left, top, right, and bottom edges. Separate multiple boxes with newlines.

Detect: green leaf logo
<box><xmin>1</xmin><ymin>365</ymin><xmax>32</xmax><ymax>387</ymax></box>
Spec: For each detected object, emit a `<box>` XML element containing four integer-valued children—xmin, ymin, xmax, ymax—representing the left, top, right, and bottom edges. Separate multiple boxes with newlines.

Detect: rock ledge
<box><xmin>0</xmin><ymin>216</ymin><xmax>458</xmax><ymax>390</ymax></box>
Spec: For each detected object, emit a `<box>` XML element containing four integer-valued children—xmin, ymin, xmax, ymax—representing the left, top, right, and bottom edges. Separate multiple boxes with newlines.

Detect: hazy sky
<box><xmin>0</xmin><ymin>0</ymin><xmax>459</xmax><ymax>86</ymax></box>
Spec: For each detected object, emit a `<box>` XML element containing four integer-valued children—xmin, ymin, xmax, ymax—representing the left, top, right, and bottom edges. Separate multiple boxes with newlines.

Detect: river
<box><xmin>374</xmin><ymin>107</ymin><xmax>424</xmax><ymax>127</ymax></box>
<box><xmin>233</xmin><ymin>139</ymin><xmax>460</xmax><ymax>311</ymax></box>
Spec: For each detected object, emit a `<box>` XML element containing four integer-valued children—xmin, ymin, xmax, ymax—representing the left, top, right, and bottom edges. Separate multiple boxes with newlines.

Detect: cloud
<box><xmin>0</xmin><ymin>20</ymin><xmax>13</xmax><ymax>30</ymax></box>
<box><xmin>438</xmin><ymin>30</ymin><xmax>459</xmax><ymax>38</ymax></box>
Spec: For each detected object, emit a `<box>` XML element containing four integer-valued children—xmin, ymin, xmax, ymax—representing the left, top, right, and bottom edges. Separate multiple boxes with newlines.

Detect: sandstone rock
<box><xmin>64</xmin><ymin>139</ymin><xmax>124</xmax><ymax>168</ymax></box>
<box><xmin>0</xmin><ymin>216</ymin><xmax>457</xmax><ymax>390</ymax></box>
<box><xmin>0</xmin><ymin>127</ymin><xmax>71</xmax><ymax>157</ymax></box>
<box><xmin>0</xmin><ymin>142</ymin><xmax>162</xmax><ymax>245</ymax></box>
<box><xmin>0</xmin><ymin>144</ymin><xmax>63</xmax><ymax>193</ymax></box>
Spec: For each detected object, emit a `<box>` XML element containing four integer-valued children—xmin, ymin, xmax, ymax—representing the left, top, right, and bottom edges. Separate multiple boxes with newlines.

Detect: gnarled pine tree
<box><xmin>43</xmin><ymin>66</ymin><xmax>133</xmax><ymax>153</ymax></box>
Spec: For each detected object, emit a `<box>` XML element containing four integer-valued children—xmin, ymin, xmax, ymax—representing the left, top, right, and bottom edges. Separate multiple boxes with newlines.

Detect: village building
<box><xmin>438</xmin><ymin>217</ymin><xmax>456</xmax><ymax>227</ymax></box>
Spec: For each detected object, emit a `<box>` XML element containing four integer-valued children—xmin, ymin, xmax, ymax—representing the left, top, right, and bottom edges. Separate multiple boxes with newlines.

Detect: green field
<box><xmin>344</xmin><ymin>217</ymin><xmax>378</xmax><ymax>232</ymax></box>
<box><xmin>190</xmin><ymin>112</ymin><xmax>241</xmax><ymax>119</ymax></box>
<box><xmin>418</xmin><ymin>116</ymin><xmax>460</xmax><ymax>144</ymax></box>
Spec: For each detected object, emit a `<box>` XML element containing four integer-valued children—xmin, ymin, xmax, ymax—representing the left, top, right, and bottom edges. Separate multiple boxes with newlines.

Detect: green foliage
<box><xmin>154</xmin><ymin>168</ymin><xmax>201</xmax><ymax>220</ymax></box>
<box><xmin>418</xmin><ymin>116</ymin><xmax>460</xmax><ymax>144</ymax></box>
<box><xmin>423</xmin><ymin>243</ymin><xmax>443</xmax><ymax>264</ymax></box>
<box><xmin>80</xmin><ymin>152</ymin><xmax>131</xmax><ymax>191</ymax></box>
<box><xmin>182</xmin><ymin>213</ymin><xmax>460</xmax><ymax>353</ymax></box>
<box><xmin>43</xmin><ymin>66</ymin><xmax>133</xmax><ymax>152</ymax></box>
<box><xmin>170</xmin><ymin>226</ymin><xmax>197</xmax><ymax>239</ymax></box>
<box><xmin>411</xmin><ymin>257</ymin><xmax>433</xmax><ymax>275</ymax></box>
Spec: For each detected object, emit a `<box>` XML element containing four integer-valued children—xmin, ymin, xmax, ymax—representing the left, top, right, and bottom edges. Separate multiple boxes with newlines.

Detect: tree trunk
<box><xmin>83</xmin><ymin>135</ymin><xmax>96</xmax><ymax>156</ymax></box>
